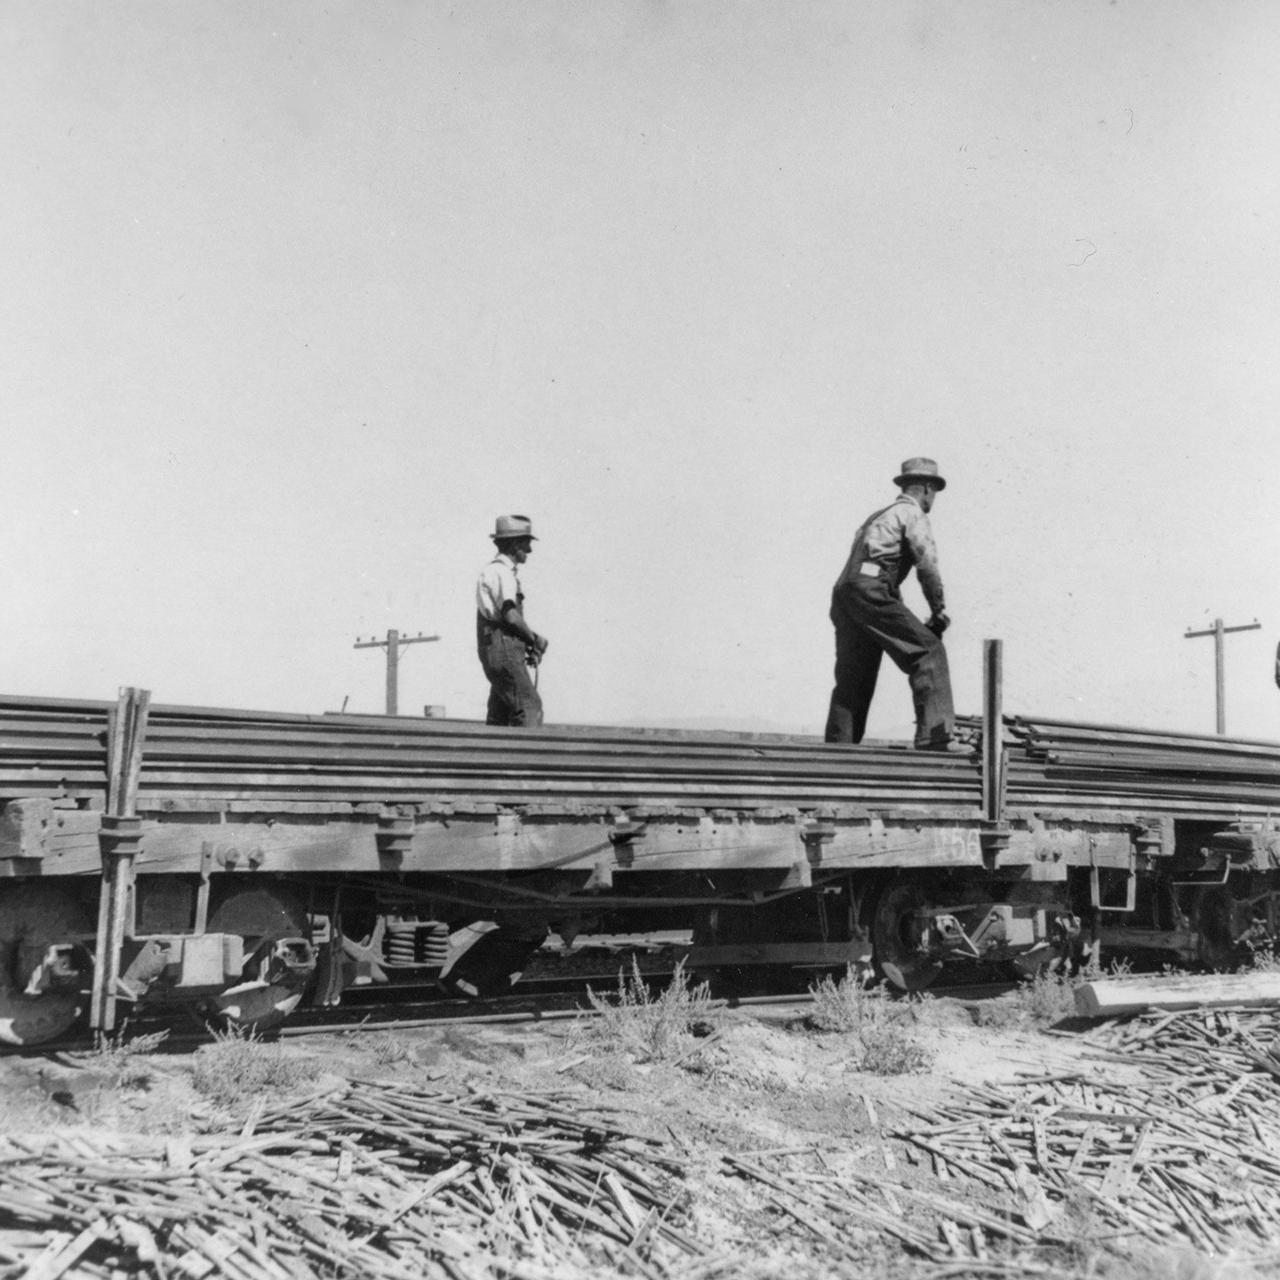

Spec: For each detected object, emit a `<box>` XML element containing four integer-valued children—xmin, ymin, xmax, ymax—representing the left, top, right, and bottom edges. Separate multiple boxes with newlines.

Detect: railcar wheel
<box><xmin>207</xmin><ymin>886</ymin><xmax>312</xmax><ymax>1033</ymax></box>
<box><xmin>0</xmin><ymin>884</ymin><xmax>93</xmax><ymax>1046</ymax></box>
<box><xmin>871</xmin><ymin>879</ymin><xmax>942</xmax><ymax>992</ymax></box>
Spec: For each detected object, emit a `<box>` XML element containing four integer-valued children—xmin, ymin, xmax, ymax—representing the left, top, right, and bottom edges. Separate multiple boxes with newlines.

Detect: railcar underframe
<box><xmin>2</xmin><ymin>644</ymin><xmax>1280</xmax><ymax>1046</ymax></box>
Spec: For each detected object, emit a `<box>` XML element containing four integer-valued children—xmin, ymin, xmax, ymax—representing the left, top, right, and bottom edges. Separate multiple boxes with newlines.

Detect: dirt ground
<box><xmin>0</xmin><ymin>988</ymin><xmax>1273</xmax><ymax>1279</ymax></box>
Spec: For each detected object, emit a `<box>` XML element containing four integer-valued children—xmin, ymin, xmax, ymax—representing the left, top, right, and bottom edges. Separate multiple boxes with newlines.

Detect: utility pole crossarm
<box><xmin>1183</xmin><ymin>617</ymin><xmax>1261</xmax><ymax>735</ymax></box>
<box><xmin>353</xmin><ymin>631</ymin><xmax>441</xmax><ymax>650</ymax></box>
<box><xmin>353</xmin><ymin>629</ymin><xmax>441</xmax><ymax>716</ymax></box>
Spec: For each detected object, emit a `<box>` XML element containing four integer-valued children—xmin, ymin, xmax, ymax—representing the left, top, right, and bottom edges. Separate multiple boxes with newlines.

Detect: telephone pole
<box><xmin>1184</xmin><ymin>617</ymin><xmax>1260</xmax><ymax>734</ymax></box>
<box><xmin>354</xmin><ymin>630</ymin><xmax>440</xmax><ymax>715</ymax></box>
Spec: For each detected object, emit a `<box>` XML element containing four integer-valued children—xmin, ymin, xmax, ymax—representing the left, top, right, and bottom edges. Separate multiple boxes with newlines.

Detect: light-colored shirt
<box><xmin>476</xmin><ymin>553</ymin><xmax>522</xmax><ymax>622</ymax></box>
<box><xmin>836</xmin><ymin>492</ymin><xmax>945</xmax><ymax>613</ymax></box>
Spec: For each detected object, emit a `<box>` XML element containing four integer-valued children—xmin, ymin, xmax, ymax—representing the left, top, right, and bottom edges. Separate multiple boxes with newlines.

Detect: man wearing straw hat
<box><xmin>476</xmin><ymin>514</ymin><xmax>549</xmax><ymax>727</ymax></box>
<box><xmin>823</xmin><ymin>458</ymin><xmax>960</xmax><ymax>751</ymax></box>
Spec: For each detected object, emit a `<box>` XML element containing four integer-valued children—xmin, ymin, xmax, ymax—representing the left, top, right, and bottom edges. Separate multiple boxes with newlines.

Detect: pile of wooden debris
<box><xmin>0</xmin><ymin>1080</ymin><xmax>700</xmax><ymax>1279</ymax></box>
<box><xmin>8</xmin><ymin>983</ymin><xmax>1280</xmax><ymax>1277</ymax></box>
<box><xmin>727</xmin><ymin>1001</ymin><xmax>1280</xmax><ymax>1272</ymax></box>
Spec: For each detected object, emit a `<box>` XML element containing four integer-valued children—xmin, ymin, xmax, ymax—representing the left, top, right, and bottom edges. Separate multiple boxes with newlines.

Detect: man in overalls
<box><xmin>824</xmin><ymin>458</ymin><xmax>959</xmax><ymax>751</ymax></box>
<box><xmin>476</xmin><ymin>514</ymin><xmax>549</xmax><ymax>726</ymax></box>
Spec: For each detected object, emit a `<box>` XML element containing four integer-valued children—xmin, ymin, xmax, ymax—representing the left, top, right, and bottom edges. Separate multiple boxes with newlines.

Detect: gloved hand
<box><xmin>926</xmin><ymin>611</ymin><xmax>950</xmax><ymax>636</ymax></box>
<box><xmin>526</xmin><ymin>634</ymin><xmax>549</xmax><ymax>666</ymax></box>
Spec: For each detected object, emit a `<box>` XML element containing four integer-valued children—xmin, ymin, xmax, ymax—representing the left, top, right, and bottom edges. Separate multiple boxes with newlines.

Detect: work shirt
<box><xmin>835</xmin><ymin>493</ymin><xmax>946</xmax><ymax>615</ymax></box>
<box><xmin>476</xmin><ymin>553</ymin><xmax>522</xmax><ymax>623</ymax></box>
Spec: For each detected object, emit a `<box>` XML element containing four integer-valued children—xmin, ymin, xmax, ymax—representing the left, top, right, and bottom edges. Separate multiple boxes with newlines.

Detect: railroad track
<box><xmin>0</xmin><ymin>911</ymin><xmax>1205</xmax><ymax>1058</ymax></box>
<box><xmin>4</xmin><ymin>965</ymin><xmax>1027</xmax><ymax>1056</ymax></box>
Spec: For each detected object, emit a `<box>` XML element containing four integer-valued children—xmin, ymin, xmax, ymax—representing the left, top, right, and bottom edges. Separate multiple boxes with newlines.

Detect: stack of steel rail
<box><xmin>6</xmin><ymin>694</ymin><xmax>1280</xmax><ymax>820</ymax></box>
<box><xmin>1006</xmin><ymin>714</ymin><xmax>1280</xmax><ymax>818</ymax></box>
<box><xmin>0</xmin><ymin>694</ymin><xmax>982</xmax><ymax>813</ymax></box>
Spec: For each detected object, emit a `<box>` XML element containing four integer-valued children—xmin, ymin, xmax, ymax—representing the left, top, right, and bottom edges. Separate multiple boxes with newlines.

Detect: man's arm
<box><xmin>903</xmin><ymin>508</ymin><xmax>948</xmax><ymax>630</ymax></box>
<box><xmin>500</xmin><ymin>601</ymin><xmax>548</xmax><ymax>654</ymax></box>
<box><xmin>485</xmin><ymin>560</ymin><xmax>549</xmax><ymax>654</ymax></box>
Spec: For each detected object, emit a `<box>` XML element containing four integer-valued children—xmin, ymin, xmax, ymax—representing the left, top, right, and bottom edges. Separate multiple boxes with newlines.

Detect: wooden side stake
<box><xmin>90</xmin><ymin>686</ymin><xmax>151</xmax><ymax>1036</ymax></box>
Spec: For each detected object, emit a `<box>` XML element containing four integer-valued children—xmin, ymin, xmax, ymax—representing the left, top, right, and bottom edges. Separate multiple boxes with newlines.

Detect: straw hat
<box><xmin>894</xmin><ymin>458</ymin><xmax>946</xmax><ymax>490</ymax></box>
<box><xmin>491</xmin><ymin>514</ymin><xmax>537</xmax><ymax>541</ymax></box>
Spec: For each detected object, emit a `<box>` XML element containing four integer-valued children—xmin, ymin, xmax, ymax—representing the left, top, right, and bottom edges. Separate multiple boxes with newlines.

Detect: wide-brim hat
<box><xmin>894</xmin><ymin>457</ymin><xmax>946</xmax><ymax>490</ymax></box>
<box><xmin>492</xmin><ymin>513</ymin><xmax>537</xmax><ymax>541</ymax></box>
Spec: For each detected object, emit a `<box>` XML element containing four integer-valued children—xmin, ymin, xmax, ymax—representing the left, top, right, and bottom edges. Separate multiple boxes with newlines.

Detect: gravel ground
<box><xmin>0</xmin><ymin>988</ymin><xmax>1273</xmax><ymax>1279</ymax></box>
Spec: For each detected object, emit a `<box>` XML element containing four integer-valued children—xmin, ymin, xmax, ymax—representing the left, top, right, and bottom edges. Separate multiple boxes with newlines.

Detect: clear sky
<box><xmin>4</xmin><ymin>1</ymin><xmax>1279</xmax><ymax>740</ymax></box>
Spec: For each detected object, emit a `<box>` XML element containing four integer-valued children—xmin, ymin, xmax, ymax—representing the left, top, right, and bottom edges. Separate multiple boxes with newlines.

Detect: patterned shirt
<box><xmin>835</xmin><ymin>493</ymin><xmax>945</xmax><ymax>614</ymax></box>
<box><xmin>476</xmin><ymin>553</ymin><xmax>522</xmax><ymax>622</ymax></box>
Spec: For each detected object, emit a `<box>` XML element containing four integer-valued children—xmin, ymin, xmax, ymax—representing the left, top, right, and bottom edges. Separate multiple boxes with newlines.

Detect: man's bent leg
<box><xmin>842</xmin><ymin>586</ymin><xmax>953</xmax><ymax>748</ymax></box>
<box><xmin>908</xmin><ymin>639</ymin><xmax>955</xmax><ymax>748</ymax></box>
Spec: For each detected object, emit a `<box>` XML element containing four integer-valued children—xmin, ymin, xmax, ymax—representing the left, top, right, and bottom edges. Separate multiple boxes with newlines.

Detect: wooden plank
<box><xmin>0</xmin><ymin>797</ymin><xmax>56</xmax><ymax>862</ymax></box>
<box><xmin>92</xmin><ymin>687</ymin><xmax>151</xmax><ymax>1035</ymax></box>
<box><xmin>1075</xmin><ymin>973</ymin><xmax>1280</xmax><ymax>1018</ymax></box>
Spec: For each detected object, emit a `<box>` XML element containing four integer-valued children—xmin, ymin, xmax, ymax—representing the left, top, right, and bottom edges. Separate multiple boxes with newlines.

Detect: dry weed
<box><xmin>191</xmin><ymin>1026</ymin><xmax>320</xmax><ymax>1109</ymax></box>
<box><xmin>806</xmin><ymin>966</ymin><xmax>881</xmax><ymax>1033</ymax></box>
<box><xmin>88</xmin><ymin>1028</ymin><xmax>171</xmax><ymax>1089</ymax></box>
<box><xmin>1090</xmin><ymin>1245</ymin><xmax>1271</xmax><ymax>1280</ymax></box>
<box><xmin>581</xmin><ymin>957</ymin><xmax>720</xmax><ymax>1065</ymax></box>
<box><xmin>1013</xmin><ymin>954</ymin><xmax>1134</xmax><ymax>1028</ymax></box>
<box><xmin>363</xmin><ymin>1031</ymin><xmax>417</xmax><ymax>1066</ymax></box>
<box><xmin>1017</xmin><ymin>966</ymin><xmax>1078</xmax><ymax>1026</ymax></box>
<box><xmin>858</xmin><ymin>1020</ymin><xmax>932</xmax><ymax>1075</ymax></box>
<box><xmin>805</xmin><ymin>968</ymin><xmax>933</xmax><ymax>1075</ymax></box>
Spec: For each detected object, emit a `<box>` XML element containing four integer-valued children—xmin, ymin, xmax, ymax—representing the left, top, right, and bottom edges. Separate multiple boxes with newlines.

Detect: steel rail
<box><xmin>4</xmin><ymin>698</ymin><xmax>1280</xmax><ymax>817</ymax></box>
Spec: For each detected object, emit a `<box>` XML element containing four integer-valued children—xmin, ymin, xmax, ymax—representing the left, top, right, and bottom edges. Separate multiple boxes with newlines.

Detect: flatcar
<box><xmin>3</xmin><ymin>643</ymin><xmax>1278</xmax><ymax>1045</ymax></box>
